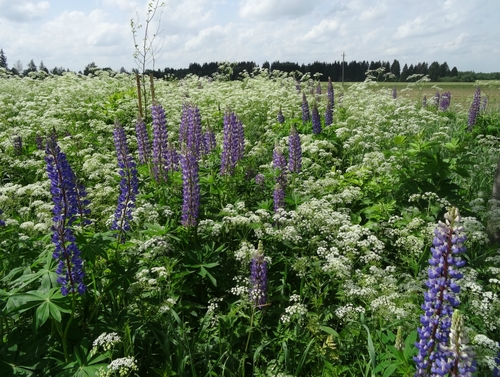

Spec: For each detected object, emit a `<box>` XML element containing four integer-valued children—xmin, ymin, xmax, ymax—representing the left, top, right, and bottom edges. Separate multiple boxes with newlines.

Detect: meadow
<box><xmin>0</xmin><ymin>67</ymin><xmax>500</xmax><ymax>376</ymax></box>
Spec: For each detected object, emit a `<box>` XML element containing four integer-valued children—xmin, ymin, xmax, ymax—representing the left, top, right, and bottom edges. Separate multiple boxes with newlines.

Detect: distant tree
<box><xmin>428</xmin><ymin>61</ymin><xmax>440</xmax><ymax>81</ymax></box>
<box><xmin>83</xmin><ymin>62</ymin><xmax>98</xmax><ymax>75</ymax></box>
<box><xmin>400</xmin><ymin>63</ymin><xmax>409</xmax><ymax>81</ymax></box>
<box><xmin>39</xmin><ymin>61</ymin><xmax>49</xmax><ymax>73</ymax></box>
<box><xmin>24</xmin><ymin>59</ymin><xmax>37</xmax><ymax>75</ymax></box>
<box><xmin>390</xmin><ymin>59</ymin><xmax>401</xmax><ymax>79</ymax></box>
<box><xmin>439</xmin><ymin>62</ymin><xmax>450</xmax><ymax>77</ymax></box>
<box><xmin>450</xmin><ymin>66</ymin><xmax>458</xmax><ymax>77</ymax></box>
<box><xmin>262</xmin><ymin>61</ymin><xmax>270</xmax><ymax>70</ymax></box>
<box><xmin>0</xmin><ymin>49</ymin><xmax>7</xmax><ymax>69</ymax></box>
<box><xmin>13</xmin><ymin>60</ymin><xmax>23</xmax><ymax>74</ymax></box>
<box><xmin>407</xmin><ymin>64</ymin><xmax>415</xmax><ymax>77</ymax></box>
<box><xmin>119</xmin><ymin>67</ymin><xmax>128</xmax><ymax>74</ymax></box>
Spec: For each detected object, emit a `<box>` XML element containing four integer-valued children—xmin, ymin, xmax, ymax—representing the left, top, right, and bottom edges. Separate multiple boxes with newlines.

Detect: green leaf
<box><xmin>35</xmin><ymin>301</ymin><xmax>50</xmax><ymax>329</ymax></box>
<box><xmin>319</xmin><ymin>326</ymin><xmax>339</xmax><ymax>338</ymax></box>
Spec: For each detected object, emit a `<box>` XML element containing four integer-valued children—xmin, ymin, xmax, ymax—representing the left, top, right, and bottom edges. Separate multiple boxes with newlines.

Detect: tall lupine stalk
<box><xmin>312</xmin><ymin>102</ymin><xmax>321</xmax><ymax>134</ymax></box>
<box><xmin>0</xmin><ymin>209</ymin><xmax>5</xmax><ymax>226</ymax></box>
<box><xmin>277</xmin><ymin>106</ymin><xmax>285</xmax><ymax>124</ymax></box>
<box><xmin>301</xmin><ymin>92</ymin><xmax>310</xmax><ymax>124</ymax></box>
<box><xmin>467</xmin><ymin>87</ymin><xmax>481</xmax><ymax>131</ymax></box>
<box><xmin>273</xmin><ymin>146</ymin><xmax>287</xmax><ymax>212</ymax></box>
<box><xmin>439</xmin><ymin>91</ymin><xmax>451</xmax><ymax>111</ymax></box>
<box><xmin>434</xmin><ymin>92</ymin><xmax>441</xmax><ymax>107</ymax></box>
<box><xmin>220</xmin><ymin>111</ymin><xmax>244</xmax><ymax>176</ymax></box>
<box><xmin>288</xmin><ymin>125</ymin><xmax>302</xmax><ymax>174</ymax></box>
<box><xmin>111</xmin><ymin>125</ymin><xmax>139</xmax><ymax>243</ymax></box>
<box><xmin>423</xmin><ymin>95</ymin><xmax>427</xmax><ymax>108</ymax></box>
<box><xmin>414</xmin><ymin>207</ymin><xmax>468</xmax><ymax>376</ymax></box>
<box><xmin>203</xmin><ymin>127</ymin><xmax>216</xmax><ymax>155</ymax></box>
<box><xmin>151</xmin><ymin>103</ymin><xmax>169</xmax><ymax>183</ymax></box>
<box><xmin>180</xmin><ymin>103</ymin><xmax>203</xmax><ymax>159</ymax></box>
<box><xmin>45</xmin><ymin>137</ymin><xmax>86</xmax><ymax>296</ymax></box>
<box><xmin>13</xmin><ymin>135</ymin><xmax>22</xmax><ymax>155</ymax></box>
<box><xmin>392</xmin><ymin>86</ymin><xmax>397</xmax><ymax>99</ymax></box>
<box><xmin>249</xmin><ymin>240</ymin><xmax>268</xmax><ymax>308</ymax></box>
<box><xmin>325</xmin><ymin>77</ymin><xmax>334</xmax><ymax>126</ymax></box>
<box><xmin>135</xmin><ymin>117</ymin><xmax>150</xmax><ymax>165</ymax></box>
<box><xmin>180</xmin><ymin>148</ymin><xmax>200</xmax><ymax>227</ymax></box>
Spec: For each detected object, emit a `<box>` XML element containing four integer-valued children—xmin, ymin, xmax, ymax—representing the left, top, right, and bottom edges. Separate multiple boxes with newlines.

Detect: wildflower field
<box><xmin>1</xmin><ymin>68</ymin><xmax>500</xmax><ymax>376</ymax></box>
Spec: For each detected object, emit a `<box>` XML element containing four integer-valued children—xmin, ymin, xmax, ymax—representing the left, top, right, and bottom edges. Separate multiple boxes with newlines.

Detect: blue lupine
<box><xmin>135</xmin><ymin>117</ymin><xmax>150</xmax><ymax>165</ymax></box>
<box><xmin>180</xmin><ymin>148</ymin><xmax>200</xmax><ymax>227</ymax></box>
<box><xmin>435</xmin><ymin>91</ymin><xmax>441</xmax><ymax>107</ymax></box>
<box><xmin>422</xmin><ymin>95</ymin><xmax>427</xmax><ymax>108</ymax></box>
<box><xmin>220</xmin><ymin>111</ymin><xmax>244</xmax><ymax>176</ymax></box>
<box><xmin>277</xmin><ymin>107</ymin><xmax>285</xmax><ymax>124</ymax></box>
<box><xmin>467</xmin><ymin>87</ymin><xmax>481</xmax><ymax>131</ymax></box>
<box><xmin>203</xmin><ymin>128</ymin><xmax>216</xmax><ymax>155</ymax></box>
<box><xmin>493</xmin><ymin>343</ymin><xmax>500</xmax><ymax>377</ymax></box>
<box><xmin>392</xmin><ymin>86</ymin><xmax>397</xmax><ymax>99</ymax></box>
<box><xmin>325</xmin><ymin>101</ymin><xmax>333</xmax><ymax>126</ymax></box>
<box><xmin>111</xmin><ymin>125</ymin><xmax>139</xmax><ymax>242</ymax></box>
<box><xmin>0</xmin><ymin>209</ymin><xmax>5</xmax><ymax>226</ymax></box>
<box><xmin>327</xmin><ymin>77</ymin><xmax>334</xmax><ymax>109</ymax></box>
<box><xmin>288</xmin><ymin>125</ymin><xmax>302</xmax><ymax>173</ymax></box>
<box><xmin>312</xmin><ymin>102</ymin><xmax>321</xmax><ymax>134</ymax></box>
<box><xmin>151</xmin><ymin>103</ymin><xmax>169</xmax><ymax>182</ymax></box>
<box><xmin>181</xmin><ymin>104</ymin><xmax>203</xmax><ymax>159</ymax></box>
<box><xmin>255</xmin><ymin>173</ymin><xmax>264</xmax><ymax>185</ymax></box>
<box><xmin>414</xmin><ymin>207</ymin><xmax>467</xmax><ymax>376</ymax></box>
<box><xmin>481</xmin><ymin>97</ymin><xmax>488</xmax><ymax>112</ymax></box>
<box><xmin>36</xmin><ymin>134</ymin><xmax>44</xmax><ymax>150</ymax></box>
<box><xmin>301</xmin><ymin>92</ymin><xmax>310</xmax><ymax>124</ymax></box>
<box><xmin>45</xmin><ymin>138</ymin><xmax>86</xmax><ymax>296</ymax></box>
<box><xmin>249</xmin><ymin>240</ymin><xmax>268</xmax><ymax>308</ymax></box>
<box><xmin>439</xmin><ymin>92</ymin><xmax>451</xmax><ymax>111</ymax></box>
<box><xmin>273</xmin><ymin>146</ymin><xmax>287</xmax><ymax>212</ymax></box>
<box><xmin>13</xmin><ymin>135</ymin><xmax>22</xmax><ymax>155</ymax></box>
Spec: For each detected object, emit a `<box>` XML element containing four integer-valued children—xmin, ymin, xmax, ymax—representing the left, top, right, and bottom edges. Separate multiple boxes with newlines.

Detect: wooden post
<box><xmin>135</xmin><ymin>73</ymin><xmax>143</xmax><ymax>119</ymax></box>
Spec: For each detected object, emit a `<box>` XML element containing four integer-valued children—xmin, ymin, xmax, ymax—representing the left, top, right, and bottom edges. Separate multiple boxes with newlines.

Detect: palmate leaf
<box><xmin>6</xmin><ymin>287</ymin><xmax>72</xmax><ymax>329</ymax></box>
<box><xmin>56</xmin><ymin>339</ymin><xmax>110</xmax><ymax>377</ymax></box>
<box><xmin>0</xmin><ymin>330</ymin><xmax>49</xmax><ymax>376</ymax></box>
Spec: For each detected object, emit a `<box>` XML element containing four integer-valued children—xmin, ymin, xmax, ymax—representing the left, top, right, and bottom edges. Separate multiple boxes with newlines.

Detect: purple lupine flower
<box><xmin>166</xmin><ymin>142</ymin><xmax>179</xmax><ymax>172</ymax></box>
<box><xmin>45</xmin><ymin>138</ymin><xmax>86</xmax><ymax>296</ymax></box>
<box><xmin>481</xmin><ymin>97</ymin><xmax>488</xmax><ymax>112</ymax></box>
<box><xmin>255</xmin><ymin>173</ymin><xmax>264</xmax><ymax>185</ymax></box>
<box><xmin>325</xmin><ymin>101</ymin><xmax>333</xmax><ymax>126</ymax></box>
<box><xmin>249</xmin><ymin>240</ymin><xmax>268</xmax><ymax>308</ymax></box>
<box><xmin>151</xmin><ymin>103</ymin><xmax>169</xmax><ymax>182</ymax></box>
<box><xmin>36</xmin><ymin>134</ymin><xmax>44</xmax><ymax>150</ymax></box>
<box><xmin>312</xmin><ymin>102</ymin><xmax>321</xmax><ymax>134</ymax></box>
<box><xmin>13</xmin><ymin>135</ymin><xmax>22</xmax><ymax>155</ymax></box>
<box><xmin>439</xmin><ymin>91</ymin><xmax>451</xmax><ymax>111</ymax></box>
<box><xmin>434</xmin><ymin>91</ymin><xmax>441</xmax><ymax>107</ymax></box>
<box><xmin>422</xmin><ymin>95</ymin><xmax>427</xmax><ymax>108</ymax></box>
<box><xmin>414</xmin><ymin>207</ymin><xmax>467</xmax><ymax>377</ymax></box>
<box><xmin>301</xmin><ymin>92</ymin><xmax>310</xmax><ymax>124</ymax></box>
<box><xmin>111</xmin><ymin>125</ymin><xmax>139</xmax><ymax>242</ymax></box>
<box><xmin>288</xmin><ymin>126</ymin><xmax>302</xmax><ymax>173</ymax></box>
<box><xmin>220</xmin><ymin>111</ymin><xmax>244</xmax><ymax>176</ymax></box>
<box><xmin>295</xmin><ymin>80</ymin><xmax>301</xmax><ymax>93</ymax></box>
<box><xmin>0</xmin><ymin>209</ymin><xmax>5</xmax><ymax>226</ymax></box>
<box><xmin>434</xmin><ymin>310</ymin><xmax>476</xmax><ymax>376</ymax></box>
<box><xmin>203</xmin><ymin>128</ymin><xmax>216</xmax><ymax>155</ymax></box>
<box><xmin>493</xmin><ymin>343</ymin><xmax>500</xmax><ymax>377</ymax></box>
<box><xmin>392</xmin><ymin>86</ymin><xmax>397</xmax><ymax>99</ymax></box>
<box><xmin>181</xmin><ymin>104</ymin><xmax>203</xmax><ymax>159</ymax></box>
<box><xmin>180</xmin><ymin>149</ymin><xmax>200</xmax><ymax>227</ymax></box>
<box><xmin>467</xmin><ymin>87</ymin><xmax>481</xmax><ymax>131</ymax></box>
<box><xmin>135</xmin><ymin>117</ymin><xmax>150</xmax><ymax>165</ymax></box>
<box><xmin>273</xmin><ymin>146</ymin><xmax>287</xmax><ymax>212</ymax></box>
<box><xmin>316</xmin><ymin>82</ymin><xmax>322</xmax><ymax>97</ymax></box>
<box><xmin>277</xmin><ymin>107</ymin><xmax>285</xmax><ymax>124</ymax></box>
<box><xmin>74</xmin><ymin>178</ymin><xmax>91</xmax><ymax>226</ymax></box>
<box><xmin>327</xmin><ymin>77</ymin><xmax>334</xmax><ymax>109</ymax></box>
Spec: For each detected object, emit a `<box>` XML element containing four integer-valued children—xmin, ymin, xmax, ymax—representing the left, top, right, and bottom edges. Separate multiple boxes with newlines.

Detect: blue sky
<box><xmin>1</xmin><ymin>0</ymin><xmax>499</xmax><ymax>74</ymax></box>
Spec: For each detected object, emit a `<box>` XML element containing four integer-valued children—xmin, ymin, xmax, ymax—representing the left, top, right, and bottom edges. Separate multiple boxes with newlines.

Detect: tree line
<box><xmin>1</xmin><ymin>49</ymin><xmax>499</xmax><ymax>82</ymax></box>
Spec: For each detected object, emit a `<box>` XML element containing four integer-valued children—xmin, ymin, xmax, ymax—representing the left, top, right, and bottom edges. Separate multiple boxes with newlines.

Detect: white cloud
<box><xmin>301</xmin><ymin>19</ymin><xmax>339</xmax><ymax>43</ymax></box>
<box><xmin>239</xmin><ymin>0</ymin><xmax>315</xmax><ymax>21</ymax></box>
<box><xmin>103</xmin><ymin>0</ymin><xmax>138</xmax><ymax>12</ymax></box>
<box><xmin>0</xmin><ymin>0</ymin><xmax>50</xmax><ymax>22</ymax></box>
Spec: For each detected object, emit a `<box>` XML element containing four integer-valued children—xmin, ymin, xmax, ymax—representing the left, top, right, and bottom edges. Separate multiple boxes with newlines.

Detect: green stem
<box><xmin>62</xmin><ymin>293</ymin><xmax>77</xmax><ymax>362</ymax></box>
<box><xmin>242</xmin><ymin>307</ymin><xmax>256</xmax><ymax>377</ymax></box>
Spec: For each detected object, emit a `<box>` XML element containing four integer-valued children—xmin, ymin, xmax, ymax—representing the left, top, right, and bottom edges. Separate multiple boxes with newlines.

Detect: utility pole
<box><xmin>341</xmin><ymin>52</ymin><xmax>346</xmax><ymax>87</ymax></box>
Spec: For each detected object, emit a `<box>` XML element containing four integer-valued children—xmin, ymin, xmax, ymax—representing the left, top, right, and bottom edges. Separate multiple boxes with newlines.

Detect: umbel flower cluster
<box><xmin>45</xmin><ymin>137</ymin><xmax>88</xmax><ymax>296</ymax></box>
<box><xmin>414</xmin><ymin>207</ymin><xmax>475</xmax><ymax>376</ymax></box>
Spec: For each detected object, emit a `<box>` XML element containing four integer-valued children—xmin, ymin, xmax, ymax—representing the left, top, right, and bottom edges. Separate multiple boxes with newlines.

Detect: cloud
<box><xmin>239</xmin><ymin>0</ymin><xmax>316</xmax><ymax>21</ymax></box>
<box><xmin>103</xmin><ymin>0</ymin><xmax>138</xmax><ymax>12</ymax></box>
<box><xmin>301</xmin><ymin>19</ymin><xmax>339</xmax><ymax>43</ymax></box>
<box><xmin>0</xmin><ymin>0</ymin><xmax>50</xmax><ymax>22</ymax></box>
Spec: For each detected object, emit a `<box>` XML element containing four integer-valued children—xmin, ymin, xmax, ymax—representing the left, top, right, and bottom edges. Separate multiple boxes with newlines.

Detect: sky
<box><xmin>0</xmin><ymin>0</ymin><xmax>499</xmax><ymax>74</ymax></box>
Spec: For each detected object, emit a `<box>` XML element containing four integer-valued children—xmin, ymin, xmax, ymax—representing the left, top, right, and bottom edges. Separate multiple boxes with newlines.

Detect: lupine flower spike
<box><xmin>249</xmin><ymin>240</ymin><xmax>268</xmax><ymax>308</ymax></box>
<box><xmin>0</xmin><ymin>209</ymin><xmax>5</xmax><ymax>226</ymax></box>
<box><xmin>277</xmin><ymin>106</ymin><xmax>285</xmax><ymax>124</ymax></box>
<box><xmin>220</xmin><ymin>111</ymin><xmax>244</xmax><ymax>176</ymax></box>
<box><xmin>301</xmin><ymin>92</ymin><xmax>310</xmax><ymax>124</ymax></box>
<box><xmin>111</xmin><ymin>124</ymin><xmax>139</xmax><ymax>242</ymax></box>
<box><xmin>135</xmin><ymin>117</ymin><xmax>150</xmax><ymax>165</ymax></box>
<box><xmin>45</xmin><ymin>138</ymin><xmax>86</xmax><ymax>296</ymax></box>
<box><xmin>467</xmin><ymin>87</ymin><xmax>481</xmax><ymax>131</ymax></box>
<box><xmin>273</xmin><ymin>146</ymin><xmax>287</xmax><ymax>212</ymax></box>
<box><xmin>180</xmin><ymin>148</ymin><xmax>200</xmax><ymax>227</ymax></box>
<box><xmin>288</xmin><ymin>125</ymin><xmax>302</xmax><ymax>174</ymax></box>
<box><xmin>151</xmin><ymin>103</ymin><xmax>169</xmax><ymax>183</ymax></box>
<box><xmin>312</xmin><ymin>102</ymin><xmax>321</xmax><ymax>134</ymax></box>
<box><xmin>414</xmin><ymin>207</ymin><xmax>468</xmax><ymax>376</ymax></box>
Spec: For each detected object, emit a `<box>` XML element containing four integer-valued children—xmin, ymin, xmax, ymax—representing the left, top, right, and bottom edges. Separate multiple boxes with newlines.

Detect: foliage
<box><xmin>0</xmin><ymin>71</ymin><xmax>499</xmax><ymax>376</ymax></box>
